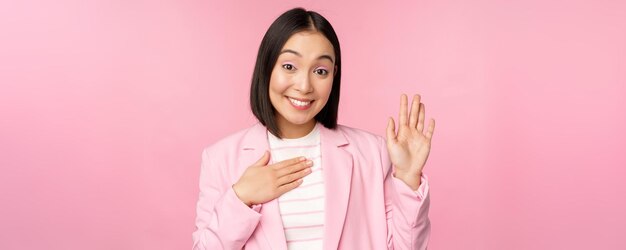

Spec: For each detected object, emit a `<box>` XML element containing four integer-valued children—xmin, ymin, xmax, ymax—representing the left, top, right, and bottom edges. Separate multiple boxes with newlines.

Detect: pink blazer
<box><xmin>192</xmin><ymin>122</ymin><xmax>431</xmax><ymax>250</ymax></box>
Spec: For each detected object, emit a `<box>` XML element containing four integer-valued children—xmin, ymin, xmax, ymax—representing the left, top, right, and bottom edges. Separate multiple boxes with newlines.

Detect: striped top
<box><xmin>267</xmin><ymin>122</ymin><xmax>324</xmax><ymax>250</ymax></box>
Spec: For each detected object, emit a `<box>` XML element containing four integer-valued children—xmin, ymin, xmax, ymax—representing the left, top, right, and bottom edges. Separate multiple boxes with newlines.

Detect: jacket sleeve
<box><xmin>379</xmin><ymin>137</ymin><xmax>432</xmax><ymax>250</ymax></box>
<box><xmin>192</xmin><ymin>148</ymin><xmax>263</xmax><ymax>250</ymax></box>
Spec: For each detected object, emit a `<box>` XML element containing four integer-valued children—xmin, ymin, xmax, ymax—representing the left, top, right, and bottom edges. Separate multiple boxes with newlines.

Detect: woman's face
<box><xmin>269</xmin><ymin>31</ymin><xmax>336</xmax><ymax>133</ymax></box>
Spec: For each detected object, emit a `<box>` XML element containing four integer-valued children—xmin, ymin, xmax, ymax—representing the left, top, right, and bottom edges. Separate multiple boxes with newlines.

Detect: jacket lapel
<box><xmin>241</xmin><ymin>122</ymin><xmax>288</xmax><ymax>250</ymax></box>
<box><xmin>319</xmin><ymin>124</ymin><xmax>353</xmax><ymax>250</ymax></box>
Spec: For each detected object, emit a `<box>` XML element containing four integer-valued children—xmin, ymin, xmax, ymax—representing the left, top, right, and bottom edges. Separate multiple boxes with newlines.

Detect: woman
<box><xmin>193</xmin><ymin>7</ymin><xmax>435</xmax><ymax>250</ymax></box>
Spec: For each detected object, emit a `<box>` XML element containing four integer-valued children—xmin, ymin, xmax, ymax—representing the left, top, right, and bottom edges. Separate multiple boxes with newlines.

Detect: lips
<box><xmin>288</xmin><ymin>96</ymin><xmax>313</xmax><ymax>102</ymax></box>
<box><xmin>286</xmin><ymin>96</ymin><xmax>314</xmax><ymax>110</ymax></box>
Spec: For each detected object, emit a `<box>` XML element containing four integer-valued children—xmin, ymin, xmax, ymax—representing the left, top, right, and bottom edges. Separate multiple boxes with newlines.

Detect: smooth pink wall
<box><xmin>1</xmin><ymin>0</ymin><xmax>625</xmax><ymax>249</ymax></box>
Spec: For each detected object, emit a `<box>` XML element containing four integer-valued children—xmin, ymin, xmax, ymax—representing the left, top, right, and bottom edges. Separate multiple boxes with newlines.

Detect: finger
<box><xmin>276</xmin><ymin>159</ymin><xmax>312</xmax><ymax>177</ymax></box>
<box><xmin>277</xmin><ymin>166</ymin><xmax>312</xmax><ymax>186</ymax></box>
<box><xmin>252</xmin><ymin>150</ymin><xmax>271</xmax><ymax>167</ymax></box>
<box><xmin>425</xmin><ymin>118</ymin><xmax>435</xmax><ymax>140</ymax></box>
<box><xmin>386</xmin><ymin>117</ymin><xmax>397</xmax><ymax>146</ymax></box>
<box><xmin>399</xmin><ymin>94</ymin><xmax>408</xmax><ymax>127</ymax></box>
<box><xmin>417</xmin><ymin>103</ymin><xmax>425</xmax><ymax>132</ymax></box>
<box><xmin>270</xmin><ymin>156</ymin><xmax>306</xmax><ymax>170</ymax></box>
<box><xmin>409</xmin><ymin>94</ymin><xmax>421</xmax><ymax>129</ymax></box>
<box><xmin>276</xmin><ymin>178</ymin><xmax>304</xmax><ymax>196</ymax></box>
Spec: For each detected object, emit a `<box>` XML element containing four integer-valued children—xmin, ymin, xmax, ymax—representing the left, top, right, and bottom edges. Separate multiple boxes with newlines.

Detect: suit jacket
<box><xmin>192</xmin><ymin>122</ymin><xmax>431</xmax><ymax>250</ymax></box>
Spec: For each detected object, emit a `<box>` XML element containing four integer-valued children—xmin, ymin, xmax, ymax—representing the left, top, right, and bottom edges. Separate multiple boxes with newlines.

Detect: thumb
<box><xmin>386</xmin><ymin>117</ymin><xmax>397</xmax><ymax>147</ymax></box>
<box><xmin>253</xmin><ymin>150</ymin><xmax>271</xmax><ymax>167</ymax></box>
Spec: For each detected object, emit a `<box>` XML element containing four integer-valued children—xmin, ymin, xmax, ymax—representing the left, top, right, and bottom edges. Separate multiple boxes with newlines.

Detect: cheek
<box><xmin>319</xmin><ymin>80</ymin><xmax>333</xmax><ymax>98</ymax></box>
<box><xmin>269</xmin><ymin>71</ymin><xmax>290</xmax><ymax>93</ymax></box>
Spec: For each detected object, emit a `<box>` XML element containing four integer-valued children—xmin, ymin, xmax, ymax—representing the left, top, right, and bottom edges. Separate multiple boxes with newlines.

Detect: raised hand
<box><xmin>232</xmin><ymin>151</ymin><xmax>313</xmax><ymax>207</ymax></box>
<box><xmin>386</xmin><ymin>94</ymin><xmax>435</xmax><ymax>190</ymax></box>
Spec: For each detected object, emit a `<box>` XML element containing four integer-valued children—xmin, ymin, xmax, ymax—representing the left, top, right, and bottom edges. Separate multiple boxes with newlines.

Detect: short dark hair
<box><xmin>249</xmin><ymin>7</ymin><xmax>342</xmax><ymax>139</ymax></box>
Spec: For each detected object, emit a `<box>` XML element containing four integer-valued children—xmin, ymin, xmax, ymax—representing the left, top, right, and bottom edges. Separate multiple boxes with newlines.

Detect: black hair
<box><xmin>249</xmin><ymin>7</ymin><xmax>342</xmax><ymax>139</ymax></box>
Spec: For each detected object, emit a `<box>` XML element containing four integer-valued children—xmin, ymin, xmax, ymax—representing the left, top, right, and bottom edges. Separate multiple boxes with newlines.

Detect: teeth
<box><xmin>288</xmin><ymin>97</ymin><xmax>311</xmax><ymax>107</ymax></box>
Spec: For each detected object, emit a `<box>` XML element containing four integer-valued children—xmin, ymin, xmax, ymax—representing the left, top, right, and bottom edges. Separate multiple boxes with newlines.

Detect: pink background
<box><xmin>1</xmin><ymin>0</ymin><xmax>625</xmax><ymax>249</ymax></box>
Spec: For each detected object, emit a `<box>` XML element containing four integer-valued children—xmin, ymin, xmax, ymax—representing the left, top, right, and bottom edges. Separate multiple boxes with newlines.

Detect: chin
<box><xmin>286</xmin><ymin>118</ymin><xmax>313</xmax><ymax>125</ymax></box>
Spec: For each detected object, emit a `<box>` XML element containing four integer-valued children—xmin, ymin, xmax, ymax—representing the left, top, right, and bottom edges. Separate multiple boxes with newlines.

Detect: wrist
<box><xmin>393</xmin><ymin>169</ymin><xmax>422</xmax><ymax>190</ymax></box>
<box><xmin>394</xmin><ymin>168</ymin><xmax>422</xmax><ymax>179</ymax></box>
<box><xmin>232</xmin><ymin>183</ymin><xmax>253</xmax><ymax>207</ymax></box>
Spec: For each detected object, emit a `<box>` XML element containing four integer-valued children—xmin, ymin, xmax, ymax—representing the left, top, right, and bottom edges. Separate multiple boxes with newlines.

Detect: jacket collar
<box><xmin>241</xmin><ymin>121</ymin><xmax>349</xmax><ymax>149</ymax></box>
<box><xmin>239</xmin><ymin>122</ymin><xmax>353</xmax><ymax>250</ymax></box>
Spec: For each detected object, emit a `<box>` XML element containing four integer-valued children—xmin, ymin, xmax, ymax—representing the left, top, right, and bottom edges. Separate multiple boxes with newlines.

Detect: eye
<box><xmin>282</xmin><ymin>64</ymin><xmax>295</xmax><ymax>71</ymax></box>
<box><xmin>314</xmin><ymin>68</ymin><xmax>329</xmax><ymax>76</ymax></box>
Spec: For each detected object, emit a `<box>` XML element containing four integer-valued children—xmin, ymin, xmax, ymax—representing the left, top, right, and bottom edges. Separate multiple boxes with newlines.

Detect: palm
<box><xmin>386</xmin><ymin>94</ymin><xmax>435</xmax><ymax>175</ymax></box>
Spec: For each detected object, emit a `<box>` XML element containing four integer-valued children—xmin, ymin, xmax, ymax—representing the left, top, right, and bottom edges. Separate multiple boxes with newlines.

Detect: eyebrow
<box><xmin>280</xmin><ymin>49</ymin><xmax>334</xmax><ymax>64</ymax></box>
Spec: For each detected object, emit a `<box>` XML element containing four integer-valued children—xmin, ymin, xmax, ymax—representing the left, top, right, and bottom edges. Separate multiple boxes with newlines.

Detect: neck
<box><xmin>277</xmin><ymin>119</ymin><xmax>316</xmax><ymax>139</ymax></box>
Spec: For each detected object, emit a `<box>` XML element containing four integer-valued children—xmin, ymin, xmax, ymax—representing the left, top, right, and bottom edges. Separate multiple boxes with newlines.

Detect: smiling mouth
<box><xmin>287</xmin><ymin>96</ymin><xmax>314</xmax><ymax>109</ymax></box>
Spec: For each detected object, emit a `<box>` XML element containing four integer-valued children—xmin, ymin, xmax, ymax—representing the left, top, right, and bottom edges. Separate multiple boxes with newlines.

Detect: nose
<box><xmin>293</xmin><ymin>71</ymin><xmax>313</xmax><ymax>94</ymax></box>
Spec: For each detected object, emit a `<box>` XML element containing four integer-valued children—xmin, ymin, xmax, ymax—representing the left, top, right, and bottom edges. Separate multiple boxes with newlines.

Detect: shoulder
<box><xmin>335</xmin><ymin>123</ymin><xmax>391</xmax><ymax>173</ymax></box>
<box><xmin>202</xmin><ymin>123</ymin><xmax>258</xmax><ymax>156</ymax></box>
<box><xmin>335</xmin><ymin>123</ymin><xmax>386</xmax><ymax>149</ymax></box>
